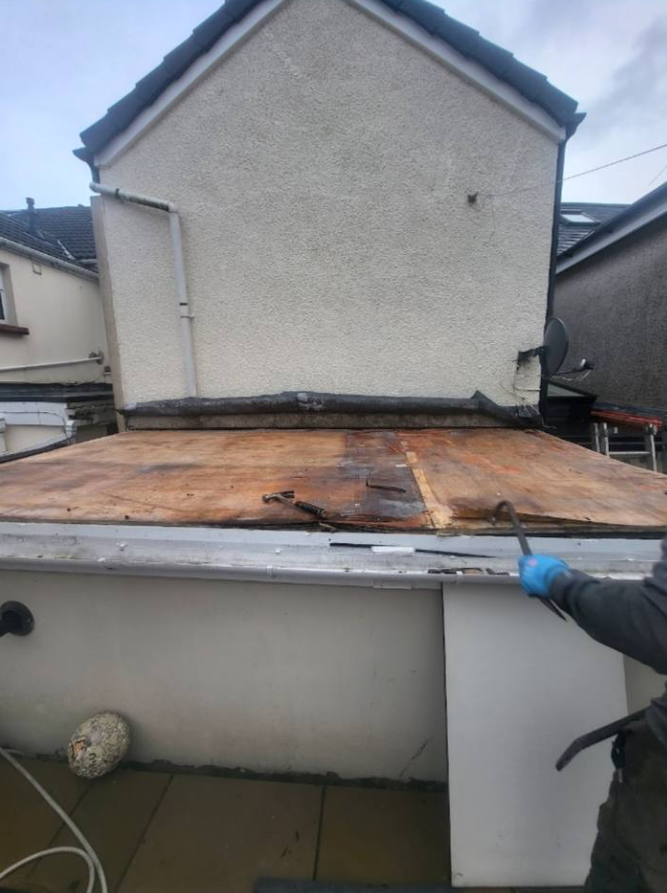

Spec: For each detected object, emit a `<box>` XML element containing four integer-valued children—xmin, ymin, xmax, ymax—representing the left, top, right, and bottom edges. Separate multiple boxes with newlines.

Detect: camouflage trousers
<box><xmin>584</xmin><ymin>721</ymin><xmax>667</xmax><ymax>893</ymax></box>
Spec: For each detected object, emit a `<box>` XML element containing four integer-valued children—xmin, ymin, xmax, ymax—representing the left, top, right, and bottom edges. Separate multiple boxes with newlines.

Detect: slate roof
<box><xmin>557</xmin><ymin>202</ymin><xmax>628</xmax><ymax>255</ymax></box>
<box><xmin>0</xmin><ymin>210</ymin><xmax>91</xmax><ymax>270</ymax></box>
<box><xmin>557</xmin><ymin>180</ymin><xmax>667</xmax><ymax>265</ymax></box>
<box><xmin>75</xmin><ymin>0</ymin><xmax>581</xmax><ymax>162</ymax></box>
<box><xmin>1</xmin><ymin>205</ymin><xmax>96</xmax><ymax>263</ymax></box>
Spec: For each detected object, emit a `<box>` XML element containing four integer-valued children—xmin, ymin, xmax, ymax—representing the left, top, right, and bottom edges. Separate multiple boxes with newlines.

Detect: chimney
<box><xmin>26</xmin><ymin>197</ymin><xmax>38</xmax><ymax>236</ymax></box>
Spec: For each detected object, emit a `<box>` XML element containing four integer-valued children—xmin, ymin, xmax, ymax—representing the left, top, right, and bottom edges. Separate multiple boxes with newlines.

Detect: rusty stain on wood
<box><xmin>0</xmin><ymin>429</ymin><xmax>665</xmax><ymax>534</ymax></box>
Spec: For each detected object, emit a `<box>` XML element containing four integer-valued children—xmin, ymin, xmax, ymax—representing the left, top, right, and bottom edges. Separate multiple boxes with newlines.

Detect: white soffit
<box><xmin>557</xmin><ymin>198</ymin><xmax>667</xmax><ymax>273</ymax></box>
<box><xmin>96</xmin><ymin>0</ymin><xmax>564</xmax><ymax>168</ymax></box>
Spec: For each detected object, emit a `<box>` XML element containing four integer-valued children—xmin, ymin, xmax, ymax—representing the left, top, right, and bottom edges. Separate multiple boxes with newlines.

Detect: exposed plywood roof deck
<box><xmin>0</xmin><ymin>429</ymin><xmax>665</xmax><ymax>534</ymax></box>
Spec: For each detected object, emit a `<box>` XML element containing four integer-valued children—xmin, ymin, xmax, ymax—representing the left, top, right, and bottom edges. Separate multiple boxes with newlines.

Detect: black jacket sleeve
<box><xmin>549</xmin><ymin>533</ymin><xmax>667</xmax><ymax>676</ymax></box>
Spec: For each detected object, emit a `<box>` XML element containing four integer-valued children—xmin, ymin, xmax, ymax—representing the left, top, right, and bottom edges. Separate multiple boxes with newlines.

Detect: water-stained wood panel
<box><xmin>0</xmin><ymin>430</ymin><xmax>430</xmax><ymax>530</ymax></box>
<box><xmin>400</xmin><ymin>428</ymin><xmax>667</xmax><ymax>532</ymax></box>
<box><xmin>0</xmin><ymin>428</ymin><xmax>665</xmax><ymax>533</ymax></box>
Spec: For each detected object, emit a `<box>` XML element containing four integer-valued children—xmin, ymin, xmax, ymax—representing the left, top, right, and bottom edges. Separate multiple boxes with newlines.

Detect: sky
<box><xmin>1</xmin><ymin>0</ymin><xmax>666</xmax><ymax>210</ymax></box>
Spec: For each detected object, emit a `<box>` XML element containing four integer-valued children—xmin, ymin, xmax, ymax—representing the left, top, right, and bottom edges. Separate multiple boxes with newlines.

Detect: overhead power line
<box><xmin>488</xmin><ymin>140</ymin><xmax>667</xmax><ymax>198</ymax></box>
<box><xmin>563</xmin><ymin>141</ymin><xmax>667</xmax><ymax>182</ymax></box>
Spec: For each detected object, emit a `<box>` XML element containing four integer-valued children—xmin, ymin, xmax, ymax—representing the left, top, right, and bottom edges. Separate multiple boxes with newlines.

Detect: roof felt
<box><xmin>2</xmin><ymin>206</ymin><xmax>96</xmax><ymax>261</ymax></box>
<box><xmin>75</xmin><ymin>0</ymin><xmax>580</xmax><ymax>161</ymax></box>
<box><xmin>557</xmin><ymin>202</ymin><xmax>628</xmax><ymax>255</ymax></box>
<box><xmin>0</xmin><ymin>209</ymin><xmax>92</xmax><ymax>270</ymax></box>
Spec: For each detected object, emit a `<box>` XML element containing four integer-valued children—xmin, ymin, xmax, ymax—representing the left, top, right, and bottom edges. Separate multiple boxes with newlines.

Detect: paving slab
<box><xmin>255</xmin><ymin>882</ymin><xmax>455</xmax><ymax>892</ymax></box>
<box><xmin>27</xmin><ymin>767</ymin><xmax>171</xmax><ymax>893</ymax></box>
<box><xmin>118</xmin><ymin>775</ymin><xmax>322</xmax><ymax>893</ymax></box>
<box><xmin>316</xmin><ymin>787</ymin><xmax>448</xmax><ymax>886</ymax></box>
<box><xmin>0</xmin><ymin>758</ymin><xmax>89</xmax><ymax>886</ymax></box>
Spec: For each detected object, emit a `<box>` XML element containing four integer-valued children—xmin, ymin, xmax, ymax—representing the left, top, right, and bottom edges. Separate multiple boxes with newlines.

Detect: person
<box><xmin>519</xmin><ymin>542</ymin><xmax>667</xmax><ymax>893</ymax></box>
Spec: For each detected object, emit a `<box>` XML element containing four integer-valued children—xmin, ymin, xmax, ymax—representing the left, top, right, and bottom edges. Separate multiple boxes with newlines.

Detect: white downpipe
<box><xmin>168</xmin><ymin>212</ymin><xmax>197</xmax><ymax>398</ymax></box>
<box><xmin>0</xmin><ymin>352</ymin><xmax>104</xmax><ymax>374</ymax></box>
<box><xmin>89</xmin><ymin>182</ymin><xmax>198</xmax><ymax>397</ymax></box>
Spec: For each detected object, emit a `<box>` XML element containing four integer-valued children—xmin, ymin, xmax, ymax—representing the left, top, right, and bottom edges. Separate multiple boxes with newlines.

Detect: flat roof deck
<box><xmin>0</xmin><ymin>428</ymin><xmax>665</xmax><ymax>535</ymax></box>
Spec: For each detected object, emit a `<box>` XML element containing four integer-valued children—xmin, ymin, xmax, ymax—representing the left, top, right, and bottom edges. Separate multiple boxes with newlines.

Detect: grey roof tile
<box><xmin>1</xmin><ymin>206</ymin><xmax>95</xmax><ymax>264</ymax></box>
<box><xmin>557</xmin><ymin>202</ymin><xmax>629</xmax><ymax>255</ymax></box>
<box><xmin>76</xmin><ymin>0</ymin><xmax>581</xmax><ymax>161</ymax></box>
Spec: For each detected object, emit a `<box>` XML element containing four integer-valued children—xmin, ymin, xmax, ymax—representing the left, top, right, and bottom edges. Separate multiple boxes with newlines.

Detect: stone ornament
<box><xmin>67</xmin><ymin>712</ymin><xmax>131</xmax><ymax>779</ymax></box>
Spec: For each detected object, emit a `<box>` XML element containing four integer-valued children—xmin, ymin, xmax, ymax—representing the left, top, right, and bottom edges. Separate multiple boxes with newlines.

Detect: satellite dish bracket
<box><xmin>517</xmin><ymin>345</ymin><xmax>544</xmax><ymax>364</ymax></box>
<box><xmin>517</xmin><ymin>317</ymin><xmax>570</xmax><ymax>377</ymax></box>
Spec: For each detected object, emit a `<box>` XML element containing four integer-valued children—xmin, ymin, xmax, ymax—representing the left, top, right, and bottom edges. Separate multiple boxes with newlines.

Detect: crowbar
<box><xmin>493</xmin><ymin>500</ymin><xmax>568</xmax><ymax>622</ymax></box>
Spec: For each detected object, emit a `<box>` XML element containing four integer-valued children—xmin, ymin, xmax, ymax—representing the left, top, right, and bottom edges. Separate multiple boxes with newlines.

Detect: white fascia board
<box><xmin>0</xmin><ymin>522</ymin><xmax>657</xmax><ymax>585</ymax></box>
<box><xmin>345</xmin><ymin>0</ymin><xmax>565</xmax><ymax>143</ymax></box>
<box><xmin>0</xmin><ymin>237</ymin><xmax>98</xmax><ymax>282</ymax></box>
<box><xmin>557</xmin><ymin>199</ymin><xmax>667</xmax><ymax>273</ymax></box>
<box><xmin>96</xmin><ymin>0</ymin><xmax>564</xmax><ymax>169</ymax></box>
<box><xmin>95</xmin><ymin>0</ymin><xmax>288</xmax><ymax>169</ymax></box>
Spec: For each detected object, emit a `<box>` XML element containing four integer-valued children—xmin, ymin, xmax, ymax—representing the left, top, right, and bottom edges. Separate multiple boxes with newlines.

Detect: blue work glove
<box><xmin>518</xmin><ymin>555</ymin><xmax>571</xmax><ymax>597</ymax></box>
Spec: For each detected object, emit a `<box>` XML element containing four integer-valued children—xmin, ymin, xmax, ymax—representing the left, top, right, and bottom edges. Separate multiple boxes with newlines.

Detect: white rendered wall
<box><xmin>0</xmin><ymin>571</ymin><xmax>446</xmax><ymax>781</ymax></box>
<box><xmin>443</xmin><ymin>582</ymin><xmax>628</xmax><ymax>888</ymax></box>
<box><xmin>0</xmin><ymin>248</ymin><xmax>107</xmax><ymax>385</ymax></box>
<box><xmin>96</xmin><ymin>0</ymin><xmax>555</xmax><ymax>407</ymax></box>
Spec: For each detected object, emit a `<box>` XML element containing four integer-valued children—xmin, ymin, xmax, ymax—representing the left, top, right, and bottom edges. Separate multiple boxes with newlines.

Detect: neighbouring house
<box><xmin>550</xmin><ymin>182</ymin><xmax>667</xmax><ymax>468</ymax></box>
<box><xmin>1</xmin><ymin>2</ymin><xmax>666</xmax><ymax>889</ymax></box>
<box><xmin>0</xmin><ymin>200</ymin><xmax>116</xmax><ymax>460</ymax></box>
<box><xmin>74</xmin><ymin>0</ymin><xmax>586</xmax><ymax>415</ymax></box>
<box><xmin>2</xmin><ymin>202</ymin><xmax>99</xmax><ymax>272</ymax></box>
<box><xmin>557</xmin><ymin>200</ymin><xmax>628</xmax><ymax>254</ymax></box>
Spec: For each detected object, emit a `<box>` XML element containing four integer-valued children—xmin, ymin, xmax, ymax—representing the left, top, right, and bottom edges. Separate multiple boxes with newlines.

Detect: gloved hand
<box><xmin>518</xmin><ymin>555</ymin><xmax>571</xmax><ymax>597</ymax></box>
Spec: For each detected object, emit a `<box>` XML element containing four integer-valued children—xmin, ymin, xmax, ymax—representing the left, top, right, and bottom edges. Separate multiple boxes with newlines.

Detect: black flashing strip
<box><xmin>0</xmin><ymin>382</ymin><xmax>113</xmax><ymax>402</ymax></box>
<box><xmin>122</xmin><ymin>390</ymin><xmax>542</xmax><ymax>427</ymax></box>
<box><xmin>75</xmin><ymin>0</ymin><xmax>580</xmax><ymax>160</ymax></box>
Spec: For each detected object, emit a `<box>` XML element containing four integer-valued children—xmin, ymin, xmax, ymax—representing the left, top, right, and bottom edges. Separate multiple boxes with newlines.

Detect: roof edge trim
<box><xmin>345</xmin><ymin>0</ymin><xmax>565</xmax><ymax>142</ymax></box>
<box><xmin>0</xmin><ymin>236</ymin><xmax>98</xmax><ymax>281</ymax></box>
<box><xmin>94</xmin><ymin>0</ymin><xmax>288</xmax><ymax>169</ymax></box>
<box><xmin>93</xmin><ymin>0</ymin><xmax>567</xmax><ymax>168</ymax></box>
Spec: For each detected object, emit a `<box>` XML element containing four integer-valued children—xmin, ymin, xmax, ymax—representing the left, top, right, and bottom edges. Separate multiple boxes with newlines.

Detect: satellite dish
<box><xmin>542</xmin><ymin>317</ymin><xmax>570</xmax><ymax>377</ymax></box>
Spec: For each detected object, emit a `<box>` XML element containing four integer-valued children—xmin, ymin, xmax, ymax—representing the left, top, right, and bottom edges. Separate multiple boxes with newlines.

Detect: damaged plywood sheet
<box><xmin>0</xmin><ymin>428</ymin><xmax>665</xmax><ymax>533</ymax></box>
<box><xmin>0</xmin><ymin>430</ymin><xmax>428</xmax><ymax>530</ymax></box>
<box><xmin>400</xmin><ymin>428</ymin><xmax>667</xmax><ymax>532</ymax></box>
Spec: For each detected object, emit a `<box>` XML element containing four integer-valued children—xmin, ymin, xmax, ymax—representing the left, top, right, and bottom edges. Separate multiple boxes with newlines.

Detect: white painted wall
<box><xmin>443</xmin><ymin>582</ymin><xmax>628</xmax><ymax>888</ymax></box>
<box><xmin>0</xmin><ymin>247</ymin><xmax>107</xmax><ymax>385</ymax></box>
<box><xmin>95</xmin><ymin>0</ymin><xmax>555</xmax><ymax>407</ymax></box>
<box><xmin>0</xmin><ymin>571</ymin><xmax>446</xmax><ymax>781</ymax></box>
<box><xmin>2</xmin><ymin>423</ymin><xmax>63</xmax><ymax>453</ymax></box>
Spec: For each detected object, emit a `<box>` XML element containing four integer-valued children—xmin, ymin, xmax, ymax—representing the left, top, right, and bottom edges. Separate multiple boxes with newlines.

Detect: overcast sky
<box><xmin>1</xmin><ymin>0</ymin><xmax>666</xmax><ymax>210</ymax></box>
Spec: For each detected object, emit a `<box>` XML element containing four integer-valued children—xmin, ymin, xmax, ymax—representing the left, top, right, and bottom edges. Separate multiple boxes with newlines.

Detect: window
<box><xmin>561</xmin><ymin>211</ymin><xmax>598</xmax><ymax>225</ymax></box>
<box><xmin>0</xmin><ymin>264</ymin><xmax>25</xmax><ymax>332</ymax></box>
